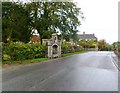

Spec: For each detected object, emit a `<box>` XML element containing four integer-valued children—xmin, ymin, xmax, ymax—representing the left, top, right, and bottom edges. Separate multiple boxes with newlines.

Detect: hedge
<box><xmin>2</xmin><ymin>42</ymin><xmax>47</xmax><ymax>61</ymax></box>
<box><xmin>61</xmin><ymin>41</ymin><xmax>83</xmax><ymax>54</ymax></box>
<box><xmin>114</xmin><ymin>44</ymin><xmax>120</xmax><ymax>57</ymax></box>
<box><xmin>2</xmin><ymin>41</ymin><xmax>84</xmax><ymax>61</ymax></box>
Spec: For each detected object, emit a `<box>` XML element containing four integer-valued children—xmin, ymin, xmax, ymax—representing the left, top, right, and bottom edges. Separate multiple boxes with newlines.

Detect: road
<box><xmin>2</xmin><ymin>51</ymin><xmax>118</xmax><ymax>91</ymax></box>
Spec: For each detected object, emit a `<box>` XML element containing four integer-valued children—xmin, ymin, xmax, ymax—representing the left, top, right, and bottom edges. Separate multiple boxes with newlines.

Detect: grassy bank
<box><xmin>61</xmin><ymin>50</ymin><xmax>87</xmax><ymax>57</ymax></box>
<box><xmin>2</xmin><ymin>58</ymin><xmax>49</xmax><ymax>65</ymax></box>
<box><xmin>2</xmin><ymin>51</ymin><xmax>87</xmax><ymax>65</ymax></box>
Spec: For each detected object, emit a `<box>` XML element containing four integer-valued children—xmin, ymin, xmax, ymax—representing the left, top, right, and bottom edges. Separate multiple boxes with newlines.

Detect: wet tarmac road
<box><xmin>2</xmin><ymin>51</ymin><xmax>118</xmax><ymax>91</ymax></box>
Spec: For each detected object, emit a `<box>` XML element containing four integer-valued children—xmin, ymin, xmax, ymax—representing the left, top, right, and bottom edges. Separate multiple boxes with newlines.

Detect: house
<box><xmin>78</xmin><ymin>32</ymin><xmax>97</xmax><ymax>41</ymax></box>
<box><xmin>30</xmin><ymin>35</ymin><xmax>40</xmax><ymax>43</ymax></box>
<box><xmin>78</xmin><ymin>32</ymin><xmax>98</xmax><ymax>51</ymax></box>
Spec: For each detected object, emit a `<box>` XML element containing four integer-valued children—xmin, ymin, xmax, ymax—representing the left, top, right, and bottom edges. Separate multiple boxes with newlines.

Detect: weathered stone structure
<box><xmin>42</xmin><ymin>33</ymin><xmax>61</xmax><ymax>58</ymax></box>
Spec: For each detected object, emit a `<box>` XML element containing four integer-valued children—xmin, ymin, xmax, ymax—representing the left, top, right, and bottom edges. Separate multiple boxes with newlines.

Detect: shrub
<box><xmin>72</xmin><ymin>45</ymin><xmax>81</xmax><ymax>52</ymax></box>
<box><xmin>61</xmin><ymin>41</ymin><xmax>83</xmax><ymax>54</ymax></box>
<box><xmin>61</xmin><ymin>42</ymin><xmax>69</xmax><ymax>54</ymax></box>
<box><xmin>2</xmin><ymin>42</ymin><xmax>47</xmax><ymax>61</ymax></box>
<box><xmin>89</xmin><ymin>45</ymin><xmax>96</xmax><ymax>48</ymax></box>
<box><xmin>3</xmin><ymin>54</ymin><xmax>11</xmax><ymax>61</ymax></box>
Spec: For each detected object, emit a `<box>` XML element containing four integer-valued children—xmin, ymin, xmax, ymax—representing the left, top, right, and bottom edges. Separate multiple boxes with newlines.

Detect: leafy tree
<box><xmin>2</xmin><ymin>1</ymin><xmax>84</xmax><ymax>44</ymax></box>
<box><xmin>97</xmin><ymin>39</ymin><xmax>107</xmax><ymax>51</ymax></box>
<box><xmin>2</xmin><ymin>2</ymin><xmax>32</xmax><ymax>43</ymax></box>
<box><xmin>2</xmin><ymin>2</ymin><xmax>13</xmax><ymax>43</ymax></box>
<box><xmin>25</xmin><ymin>1</ymin><xmax>83</xmax><ymax>44</ymax></box>
<box><xmin>112</xmin><ymin>42</ymin><xmax>120</xmax><ymax>56</ymax></box>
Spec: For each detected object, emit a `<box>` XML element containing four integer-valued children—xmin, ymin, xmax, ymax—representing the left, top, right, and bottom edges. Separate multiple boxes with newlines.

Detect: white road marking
<box><xmin>109</xmin><ymin>53</ymin><xmax>119</xmax><ymax>71</ymax></box>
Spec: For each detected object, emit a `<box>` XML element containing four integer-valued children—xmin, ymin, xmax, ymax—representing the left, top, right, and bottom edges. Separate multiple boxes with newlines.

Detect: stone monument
<box><xmin>42</xmin><ymin>33</ymin><xmax>61</xmax><ymax>58</ymax></box>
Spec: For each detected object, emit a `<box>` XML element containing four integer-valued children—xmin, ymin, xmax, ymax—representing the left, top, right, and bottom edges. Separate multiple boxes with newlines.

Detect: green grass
<box><xmin>2</xmin><ymin>50</ymin><xmax>87</xmax><ymax>65</ymax></box>
<box><xmin>61</xmin><ymin>50</ymin><xmax>87</xmax><ymax>57</ymax></box>
<box><xmin>2</xmin><ymin>58</ymin><xmax>49</xmax><ymax>65</ymax></box>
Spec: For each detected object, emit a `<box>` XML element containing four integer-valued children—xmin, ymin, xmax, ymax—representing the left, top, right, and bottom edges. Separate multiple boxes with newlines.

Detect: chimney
<box><xmin>83</xmin><ymin>32</ymin><xmax>85</xmax><ymax>35</ymax></box>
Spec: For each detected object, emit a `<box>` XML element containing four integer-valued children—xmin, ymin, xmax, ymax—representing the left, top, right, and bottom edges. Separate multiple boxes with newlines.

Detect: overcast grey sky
<box><xmin>75</xmin><ymin>0</ymin><xmax>119</xmax><ymax>44</ymax></box>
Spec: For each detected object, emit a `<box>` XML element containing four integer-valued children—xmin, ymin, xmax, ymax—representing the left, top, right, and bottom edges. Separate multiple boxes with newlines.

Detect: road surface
<box><xmin>2</xmin><ymin>51</ymin><xmax>118</xmax><ymax>91</ymax></box>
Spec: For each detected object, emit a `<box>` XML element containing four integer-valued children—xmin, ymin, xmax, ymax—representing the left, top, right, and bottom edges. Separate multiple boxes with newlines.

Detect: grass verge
<box><xmin>61</xmin><ymin>50</ymin><xmax>87</xmax><ymax>57</ymax></box>
<box><xmin>2</xmin><ymin>58</ymin><xmax>49</xmax><ymax>65</ymax></box>
<box><xmin>2</xmin><ymin>50</ymin><xmax>87</xmax><ymax>65</ymax></box>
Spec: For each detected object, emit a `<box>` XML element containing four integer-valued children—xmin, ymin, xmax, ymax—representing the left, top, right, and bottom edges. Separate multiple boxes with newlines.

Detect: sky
<box><xmin>74</xmin><ymin>0</ymin><xmax>119</xmax><ymax>44</ymax></box>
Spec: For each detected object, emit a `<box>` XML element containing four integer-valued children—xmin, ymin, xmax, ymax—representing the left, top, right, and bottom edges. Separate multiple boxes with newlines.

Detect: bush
<box><xmin>61</xmin><ymin>41</ymin><xmax>83</xmax><ymax>54</ymax></box>
<box><xmin>89</xmin><ymin>45</ymin><xmax>96</xmax><ymax>48</ymax></box>
<box><xmin>3</xmin><ymin>54</ymin><xmax>11</xmax><ymax>61</ymax></box>
<box><xmin>61</xmin><ymin>42</ymin><xmax>70</xmax><ymax>54</ymax></box>
<box><xmin>2</xmin><ymin>42</ymin><xmax>47</xmax><ymax>61</ymax></box>
<box><xmin>72</xmin><ymin>45</ymin><xmax>81</xmax><ymax>52</ymax></box>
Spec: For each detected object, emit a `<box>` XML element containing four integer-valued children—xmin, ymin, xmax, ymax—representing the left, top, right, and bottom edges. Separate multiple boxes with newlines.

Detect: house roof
<box><xmin>78</xmin><ymin>34</ymin><xmax>97</xmax><ymax>40</ymax></box>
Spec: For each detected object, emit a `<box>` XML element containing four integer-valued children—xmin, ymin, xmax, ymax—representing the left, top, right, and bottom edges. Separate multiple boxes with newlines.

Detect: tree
<box><xmin>112</xmin><ymin>42</ymin><xmax>120</xmax><ymax>56</ymax></box>
<box><xmin>2</xmin><ymin>2</ymin><xmax>32</xmax><ymax>43</ymax></box>
<box><xmin>97</xmin><ymin>39</ymin><xmax>107</xmax><ymax>51</ymax></box>
<box><xmin>25</xmin><ymin>1</ymin><xmax>83</xmax><ymax>44</ymax></box>
<box><xmin>2</xmin><ymin>1</ymin><xmax>84</xmax><ymax>44</ymax></box>
<box><xmin>2</xmin><ymin>2</ymin><xmax>13</xmax><ymax>43</ymax></box>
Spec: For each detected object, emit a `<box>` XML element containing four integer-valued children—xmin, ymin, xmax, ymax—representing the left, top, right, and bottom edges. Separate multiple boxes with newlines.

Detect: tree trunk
<box><xmin>61</xmin><ymin>33</ymin><xmax>63</xmax><ymax>43</ymax></box>
<box><xmin>40</xmin><ymin>37</ymin><xmax>42</xmax><ymax>45</ymax></box>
